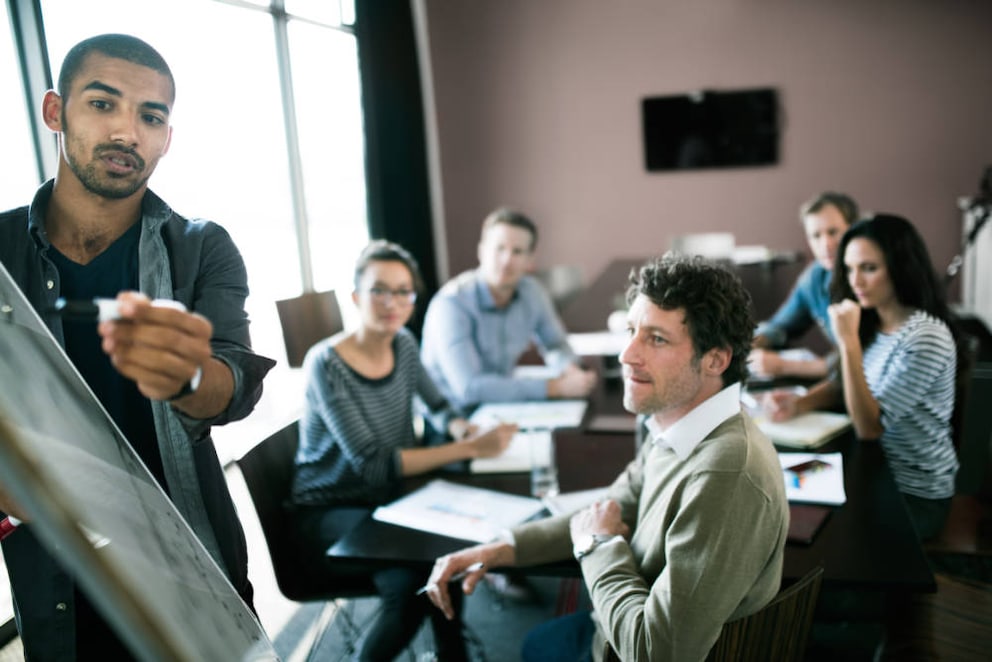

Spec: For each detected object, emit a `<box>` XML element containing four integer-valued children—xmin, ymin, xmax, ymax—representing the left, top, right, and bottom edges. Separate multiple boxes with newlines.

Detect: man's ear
<box><xmin>703</xmin><ymin>347</ymin><xmax>732</xmax><ymax>377</ymax></box>
<box><xmin>42</xmin><ymin>91</ymin><xmax>63</xmax><ymax>132</ymax></box>
<box><xmin>351</xmin><ymin>290</ymin><xmax>360</xmax><ymax>306</ymax></box>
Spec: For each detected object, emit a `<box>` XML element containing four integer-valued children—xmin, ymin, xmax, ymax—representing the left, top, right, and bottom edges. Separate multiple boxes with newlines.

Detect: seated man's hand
<box><xmin>426</xmin><ymin>542</ymin><xmax>514</xmax><ymax>620</ymax></box>
<box><xmin>464</xmin><ymin>422</ymin><xmax>518</xmax><ymax>458</ymax></box>
<box><xmin>547</xmin><ymin>363</ymin><xmax>597</xmax><ymax>399</ymax></box>
<box><xmin>97</xmin><ymin>291</ymin><xmax>212</xmax><ymax>402</ymax></box>
<box><xmin>569</xmin><ymin>499</ymin><xmax>630</xmax><ymax>541</ymax></box>
<box><xmin>748</xmin><ymin>348</ymin><xmax>784</xmax><ymax>377</ymax></box>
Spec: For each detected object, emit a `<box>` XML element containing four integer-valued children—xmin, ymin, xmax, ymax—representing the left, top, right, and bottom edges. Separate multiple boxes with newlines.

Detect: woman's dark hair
<box><xmin>353</xmin><ymin>240</ymin><xmax>425</xmax><ymax>294</ymax></box>
<box><xmin>830</xmin><ymin>214</ymin><xmax>954</xmax><ymax>347</ymax></box>
<box><xmin>627</xmin><ymin>253</ymin><xmax>755</xmax><ymax>387</ymax></box>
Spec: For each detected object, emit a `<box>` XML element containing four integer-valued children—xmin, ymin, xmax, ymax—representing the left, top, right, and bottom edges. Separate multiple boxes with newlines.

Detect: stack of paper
<box><xmin>779</xmin><ymin>452</ymin><xmax>846</xmax><ymax>505</ymax></box>
<box><xmin>470</xmin><ymin>431</ymin><xmax>551</xmax><ymax>474</ymax></box>
<box><xmin>372</xmin><ymin>479</ymin><xmax>546</xmax><ymax>542</ymax></box>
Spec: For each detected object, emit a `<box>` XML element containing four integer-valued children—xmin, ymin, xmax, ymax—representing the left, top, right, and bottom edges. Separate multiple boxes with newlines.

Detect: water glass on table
<box><xmin>530</xmin><ymin>434</ymin><xmax>559</xmax><ymax>498</ymax></box>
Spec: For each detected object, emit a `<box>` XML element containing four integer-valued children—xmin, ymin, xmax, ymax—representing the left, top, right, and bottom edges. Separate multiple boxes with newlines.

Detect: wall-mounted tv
<box><xmin>641</xmin><ymin>88</ymin><xmax>780</xmax><ymax>172</ymax></box>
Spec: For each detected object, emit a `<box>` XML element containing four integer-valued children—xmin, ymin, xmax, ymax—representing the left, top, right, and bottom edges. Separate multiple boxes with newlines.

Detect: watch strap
<box><xmin>168</xmin><ymin>365</ymin><xmax>203</xmax><ymax>401</ymax></box>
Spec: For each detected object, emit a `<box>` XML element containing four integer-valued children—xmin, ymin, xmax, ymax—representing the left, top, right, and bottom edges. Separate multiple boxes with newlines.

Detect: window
<box><xmin>0</xmin><ymin>3</ymin><xmax>41</xmax><ymax>211</ymax></box>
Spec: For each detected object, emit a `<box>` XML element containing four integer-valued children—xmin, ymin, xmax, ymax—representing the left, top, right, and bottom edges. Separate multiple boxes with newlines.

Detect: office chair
<box><xmin>601</xmin><ymin>565</ymin><xmax>824</xmax><ymax>662</ymax></box>
<box><xmin>275</xmin><ymin>290</ymin><xmax>344</xmax><ymax>368</ymax></box>
<box><xmin>235</xmin><ymin>421</ymin><xmax>414</xmax><ymax>660</ymax></box>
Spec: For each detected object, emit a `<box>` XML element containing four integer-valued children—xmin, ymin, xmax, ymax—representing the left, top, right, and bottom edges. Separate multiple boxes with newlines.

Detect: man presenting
<box><xmin>425</xmin><ymin>254</ymin><xmax>789</xmax><ymax>661</ymax></box>
<box><xmin>0</xmin><ymin>34</ymin><xmax>274</xmax><ymax>659</ymax></box>
<box><xmin>421</xmin><ymin>207</ymin><xmax>595</xmax><ymax>411</ymax></box>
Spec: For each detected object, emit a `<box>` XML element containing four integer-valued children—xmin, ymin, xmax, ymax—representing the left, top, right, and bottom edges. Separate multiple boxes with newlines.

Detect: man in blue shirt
<box><xmin>749</xmin><ymin>191</ymin><xmax>859</xmax><ymax>379</ymax></box>
<box><xmin>421</xmin><ymin>207</ymin><xmax>596</xmax><ymax>412</ymax></box>
<box><xmin>0</xmin><ymin>34</ymin><xmax>273</xmax><ymax>660</ymax></box>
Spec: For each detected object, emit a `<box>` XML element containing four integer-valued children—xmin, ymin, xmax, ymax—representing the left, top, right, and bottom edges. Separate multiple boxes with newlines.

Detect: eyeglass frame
<box><xmin>366</xmin><ymin>286</ymin><xmax>418</xmax><ymax>305</ymax></box>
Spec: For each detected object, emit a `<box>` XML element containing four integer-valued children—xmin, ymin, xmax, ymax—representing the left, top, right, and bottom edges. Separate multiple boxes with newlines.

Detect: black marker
<box><xmin>50</xmin><ymin>298</ymin><xmax>123</xmax><ymax>322</ymax></box>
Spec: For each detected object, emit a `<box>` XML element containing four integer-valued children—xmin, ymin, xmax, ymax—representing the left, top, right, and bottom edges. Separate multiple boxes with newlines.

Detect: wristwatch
<box><xmin>573</xmin><ymin>533</ymin><xmax>619</xmax><ymax>561</ymax></box>
<box><xmin>168</xmin><ymin>365</ymin><xmax>203</xmax><ymax>401</ymax></box>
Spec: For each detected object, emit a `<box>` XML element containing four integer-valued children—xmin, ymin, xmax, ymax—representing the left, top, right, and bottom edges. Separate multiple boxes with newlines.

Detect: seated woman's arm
<box><xmin>831</xmin><ymin>300</ymin><xmax>884</xmax><ymax>440</ymax></box>
<box><xmin>397</xmin><ymin>424</ymin><xmax>516</xmax><ymax>476</ymax></box>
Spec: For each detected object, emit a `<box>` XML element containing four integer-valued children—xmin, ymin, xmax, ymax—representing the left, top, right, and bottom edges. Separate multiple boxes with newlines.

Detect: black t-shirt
<box><xmin>48</xmin><ymin>221</ymin><xmax>167</xmax><ymax>490</ymax></box>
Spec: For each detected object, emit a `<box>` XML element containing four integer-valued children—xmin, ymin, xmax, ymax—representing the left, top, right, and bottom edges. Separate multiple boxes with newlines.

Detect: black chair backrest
<box><xmin>236</xmin><ymin>420</ymin><xmax>378</xmax><ymax>602</ymax></box>
<box><xmin>236</xmin><ymin>421</ymin><xmax>311</xmax><ymax>599</ymax></box>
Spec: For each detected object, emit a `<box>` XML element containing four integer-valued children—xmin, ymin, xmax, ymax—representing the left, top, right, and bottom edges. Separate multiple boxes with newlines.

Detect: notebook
<box><xmin>756</xmin><ymin>411</ymin><xmax>852</xmax><ymax>449</ymax></box>
<box><xmin>787</xmin><ymin>504</ymin><xmax>832</xmax><ymax>545</ymax></box>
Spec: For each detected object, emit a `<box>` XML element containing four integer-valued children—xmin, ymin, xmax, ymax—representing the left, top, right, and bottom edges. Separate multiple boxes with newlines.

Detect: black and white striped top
<box><xmin>863</xmin><ymin>310</ymin><xmax>959</xmax><ymax>500</ymax></box>
<box><xmin>290</xmin><ymin>328</ymin><xmax>454</xmax><ymax>506</ymax></box>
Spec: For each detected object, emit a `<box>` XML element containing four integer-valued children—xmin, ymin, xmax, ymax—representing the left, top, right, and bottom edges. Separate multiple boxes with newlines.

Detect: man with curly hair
<box><xmin>425</xmin><ymin>253</ymin><xmax>789</xmax><ymax>662</ymax></box>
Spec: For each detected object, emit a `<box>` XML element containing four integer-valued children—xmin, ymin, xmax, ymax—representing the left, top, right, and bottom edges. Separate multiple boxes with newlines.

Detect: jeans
<box><xmin>521</xmin><ymin>610</ymin><xmax>595</xmax><ymax>662</ymax></box>
<box><xmin>292</xmin><ymin>505</ymin><xmax>468</xmax><ymax>662</ymax></box>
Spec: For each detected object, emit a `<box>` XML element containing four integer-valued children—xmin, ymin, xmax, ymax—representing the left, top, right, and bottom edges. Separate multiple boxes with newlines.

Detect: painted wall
<box><xmin>419</xmin><ymin>0</ymin><xmax>992</xmax><ymax>304</ymax></box>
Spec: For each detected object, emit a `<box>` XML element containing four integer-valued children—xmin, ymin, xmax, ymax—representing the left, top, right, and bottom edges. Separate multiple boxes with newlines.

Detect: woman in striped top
<box><xmin>764</xmin><ymin>214</ymin><xmax>959</xmax><ymax>540</ymax></box>
<box><xmin>290</xmin><ymin>240</ymin><xmax>515</xmax><ymax>661</ymax></box>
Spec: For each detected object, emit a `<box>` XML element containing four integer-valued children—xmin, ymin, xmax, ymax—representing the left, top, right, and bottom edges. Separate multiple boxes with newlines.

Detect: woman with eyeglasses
<box><xmin>290</xmin><ymin>240</ymin><xmax>515</xmax><ymax>661</ymax></box>
<box><xmin>763</xmin><ymin>214</ymin><xmax>959</xmax><ymax>540</ymax></box>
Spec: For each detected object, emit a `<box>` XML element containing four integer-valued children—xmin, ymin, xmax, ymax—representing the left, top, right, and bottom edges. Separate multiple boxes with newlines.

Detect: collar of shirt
<box><xmin>473</xmin><ymin>269</ymin><xmax>519</xmax><ymax>311</ymax></box>
<box><xmin>644</xmin><ymin>382</ymin><xmax>742</xmax><ymax>460</ymax></box>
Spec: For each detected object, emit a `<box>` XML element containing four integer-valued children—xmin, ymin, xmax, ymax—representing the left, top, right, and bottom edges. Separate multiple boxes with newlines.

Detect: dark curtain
<box><xmin>354</xmin><ymin>0</ymin><xmax>438</xmax><ymax>337</ymax></box>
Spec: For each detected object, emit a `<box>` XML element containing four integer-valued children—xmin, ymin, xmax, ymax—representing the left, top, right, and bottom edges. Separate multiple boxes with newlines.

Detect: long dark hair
<box><xmin>830</xmin><ymin>214</ymin><xmax>954</xmax><ymax>347</ymax></box>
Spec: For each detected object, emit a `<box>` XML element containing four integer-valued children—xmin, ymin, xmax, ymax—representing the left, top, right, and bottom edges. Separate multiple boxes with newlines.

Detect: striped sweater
<box><xmin>863</xmin><ymin>310</ymin><xmax>958</xmax><ymax>499</ymax></box>
<box><xmin>291</xmin><ymin>328</ymin><xmax>454</xmax><ymax>505</ymax></box>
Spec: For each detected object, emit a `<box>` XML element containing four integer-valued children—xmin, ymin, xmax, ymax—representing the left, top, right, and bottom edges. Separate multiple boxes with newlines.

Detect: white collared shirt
<box><xmin>644</xmin><ymin>383</ymin><xmax>742</xmax><ymax>460</ymax></box>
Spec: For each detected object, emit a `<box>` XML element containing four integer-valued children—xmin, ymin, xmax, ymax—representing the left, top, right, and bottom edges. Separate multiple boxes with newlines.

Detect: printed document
<box><xmin>469</xmin><ymin>400</ymin><xmax>587</xmax><ymax>431</ymax></box>
<box><xmin>779</xmin><ymin>452</ymin><xmax>847</xmax><ymax>505</ymax></box>
<box><xmin>372</xmin><ymin>479</ymin><xmax>546</xmax><ymax>543</ymax></box>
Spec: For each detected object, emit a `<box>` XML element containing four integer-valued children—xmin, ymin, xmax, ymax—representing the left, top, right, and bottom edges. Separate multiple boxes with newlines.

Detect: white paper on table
<box><xmin>469</xmin><ymin>400</ymin><xmax>587</xmax><ymax>431</ymax></box>
<box><xmin>470</xmin><ymin>430</ymin><xmax>551</xmax><ymax>474</ymax></box>
<box><xmin>512</xmin><ymin>365</ymin><xmax>562</xmax><ymax>380</ymax></box>
<box><xmin>567</xmin><ymin>331</ymin><xmax>628</xmax><ymax>357</ymax></box>
<box><xmin>372</xmin><ymin>479</ymin><xmax>546</xmax><ymax>543</ymax></box>
<box><xmin>754</xmin><ymin>411</ymin><xmax>851</xmax><ymax>449</ymax></box>
<box><xmin>778</xmin><ymin>452</ymin><xmax>847</xmax><ymax>505</ymax></box>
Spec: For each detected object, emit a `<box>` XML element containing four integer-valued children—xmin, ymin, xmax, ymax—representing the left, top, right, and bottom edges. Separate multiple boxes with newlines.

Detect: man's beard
<box><xmin>66</xmin><ymin>147</ymin><xmax>150</xmax><ymax>200</ymax></box>
<box><xmin>62</xmin><ymin>117</ymin><xmax>150</xmax><ymax>199</ymax></box>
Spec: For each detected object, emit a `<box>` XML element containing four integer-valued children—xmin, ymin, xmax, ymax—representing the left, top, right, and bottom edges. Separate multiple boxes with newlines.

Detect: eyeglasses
<box><xmin>367</xmin><ymin>287</ymin><xmax>417</xmax><ymax>305</ymax></box>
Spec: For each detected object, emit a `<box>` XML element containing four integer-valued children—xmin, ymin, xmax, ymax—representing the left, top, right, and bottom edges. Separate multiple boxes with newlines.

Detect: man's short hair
<box><xmin>800</xmin><ymin>191</ymin><xmax>859</xmax><ymax>225</ymax></box>
<box><xmin>58</xmin><ymin>34</ymin><xmax>175</xmax><ymax>104</ymax></box>
<box><xmin>353</xmin><ymin>239</ymin><xmax>425</xmax><ymax>294</ymax></box>
<box><xmin>481</xmin><ymin>207</ymin><xmax>538</xmax><ymax>250</ymax></box>
<box><xmin>626</xmin><ymin>253</ymin><xmax>755</xmax><ymax>386</ymax></box>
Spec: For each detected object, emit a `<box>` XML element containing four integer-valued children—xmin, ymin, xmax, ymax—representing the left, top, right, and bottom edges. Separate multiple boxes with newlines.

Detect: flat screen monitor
<box><xmin>641</xmin><ymin>88</ymin><xmax>780</xmax><ymax>172</ymax></box>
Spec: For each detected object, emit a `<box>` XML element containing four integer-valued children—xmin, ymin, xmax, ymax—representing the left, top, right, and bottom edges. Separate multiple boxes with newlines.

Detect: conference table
<box><xmin>328</xmin><ymin>374</ymin><xmax>936</xmax><ymax>594</ymax></box>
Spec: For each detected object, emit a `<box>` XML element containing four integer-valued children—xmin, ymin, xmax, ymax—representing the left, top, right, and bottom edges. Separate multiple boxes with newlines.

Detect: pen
<box><xmin>415</xmin><ymin>562</ymin><xmax>485</xmax><ymax>595</ymax></box>
<box><xmin>0</xmin><ymin>516</ymin><xmax>21</xmax><ymax>541</ymax></box>
<box><xmin>49</xmin><ymin>298</ymin><xmax>122</xmax><ymax>322</ymax></box>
